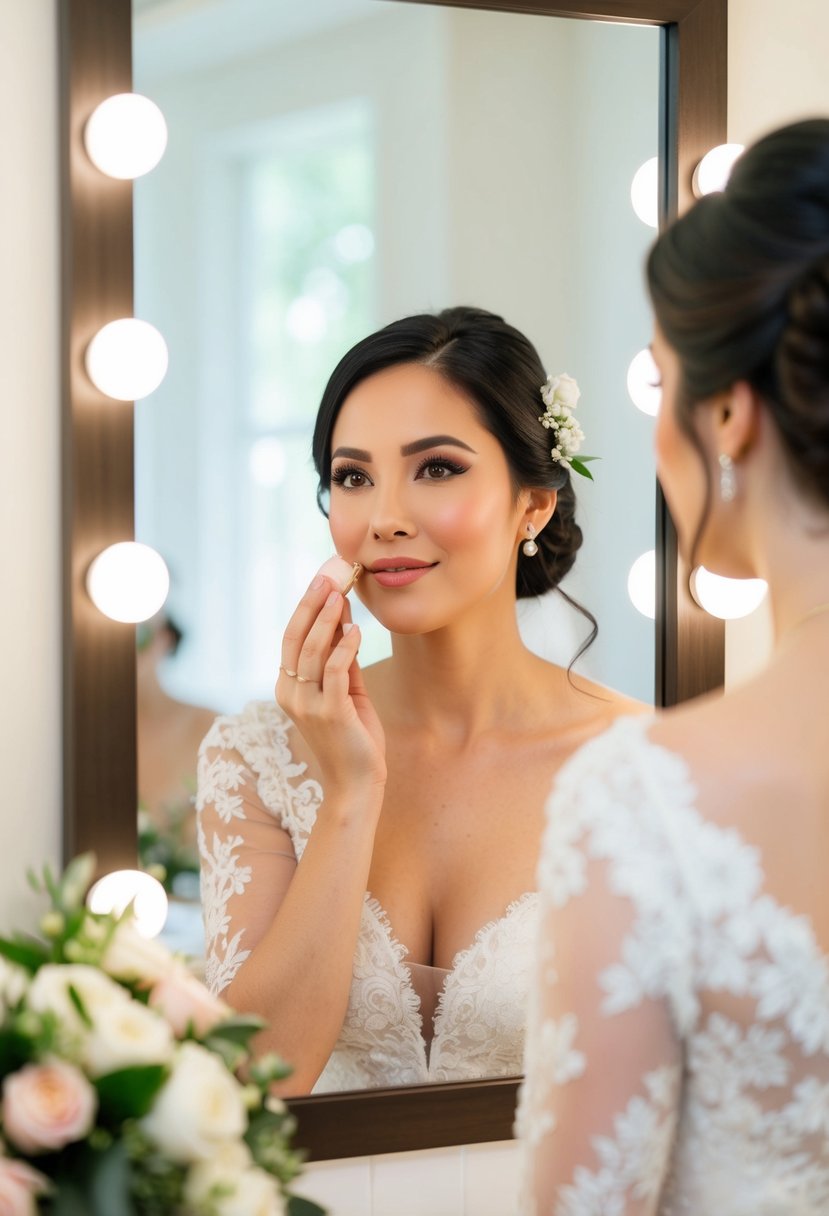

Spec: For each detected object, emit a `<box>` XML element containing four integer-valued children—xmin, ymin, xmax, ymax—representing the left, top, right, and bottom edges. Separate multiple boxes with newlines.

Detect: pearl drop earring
<box><xmin>719</xmin><ymin>452</ymin><xmax>736</xmax><ymax>503</ymax></box>
<box><xmin>522</xmin><ymin>524</ymin><xmax>539</xmax><ymax>557</ymax></box>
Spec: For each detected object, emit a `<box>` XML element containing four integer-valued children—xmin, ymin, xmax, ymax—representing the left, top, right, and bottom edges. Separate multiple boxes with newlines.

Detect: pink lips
<box><xmin>369</xmin><ymin>559</ymin><xmax>436</xmax><ymax>589</ymax></box>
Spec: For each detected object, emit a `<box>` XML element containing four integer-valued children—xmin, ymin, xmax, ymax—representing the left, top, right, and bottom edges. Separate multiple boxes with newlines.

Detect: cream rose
<box><xmin>27</xmin><ymin>964</ymin><xmax>128</xmax><ymax>1028</ymax></box>
<box><xmin>149</xmin><ymin>965</ymin><xmax>230</xmax><ymax>1038</ymax></box>
<box><xmin>541</xmin><ymin>372</ymin><xmax>580</xmax><ymax>412</ymax></box>
<box><xmin>1</xmin><ymin>1060</ymin><xmax>97</xmax><ymax>1155</ymax></box>
<box><xmin>184</xmin><ymin>1144</ymin><xmax>285</xmax><ymax>1216</ymax></box>
<box><xmin>140</xmin><ymin>1042</ymin><xmax>247</xmax><ymax>1163</ymax></box>
<box><xmin>101</xmin><ymin>920</ymin><xmax>176</xmax><ymax>986</ymax></box>
<box><xmin>82</xmin><ymin>999</ymin><xmax>174</xmax><ymax>1077</ymax></box>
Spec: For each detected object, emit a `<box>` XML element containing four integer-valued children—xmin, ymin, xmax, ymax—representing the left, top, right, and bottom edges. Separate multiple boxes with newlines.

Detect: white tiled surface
<box><xmin>300</xmin><ymin>1141</ymin><xmax>521</xmax><ymax>1216</ymax></box>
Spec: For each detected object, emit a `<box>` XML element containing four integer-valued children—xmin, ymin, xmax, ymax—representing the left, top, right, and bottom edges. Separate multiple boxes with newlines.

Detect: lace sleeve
<box><xmin>518</xmin><ymin>720</ymin><xmax>689</xmax><ymax>1215</ymax></box>
<box><xmin>196</xmin><ymin>715</ymin><xmax>299</xmax><ymax>996</ymax></box>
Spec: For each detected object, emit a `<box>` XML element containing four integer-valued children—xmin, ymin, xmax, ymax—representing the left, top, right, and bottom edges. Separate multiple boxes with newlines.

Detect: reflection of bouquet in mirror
<box><xmin>138</xmin><ymin>789</ymin><xmax>200</xmax><ymax>897</ymax></box>
<box><xmin>0</xmin><ymin>855</ymin><xmax>325</xmax><ymax>1216</ymax></box>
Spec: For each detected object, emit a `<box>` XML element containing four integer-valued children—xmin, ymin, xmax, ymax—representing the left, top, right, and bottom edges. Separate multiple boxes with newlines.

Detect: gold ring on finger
<box><xmin>280</xmin><ymin>666</ymin><xmax>298</xmax><ymax>678</ymax></box>
<box><xmin>296</xmin><ymin>675</ymin><xmax>315</xmax><ymax>684</ymax></box>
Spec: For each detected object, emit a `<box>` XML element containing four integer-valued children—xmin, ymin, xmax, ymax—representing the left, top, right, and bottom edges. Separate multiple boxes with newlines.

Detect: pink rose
<box><xmin>149</xmin><ymin>965</ymin><xmax>231</xmax><ymax>1038</ymax></box>
<box><xmin>2</xmin><ymin>1060</ymin><xmax>97</xmax><ymax>1155</ymax></box>
<box><xmin>0</xmin><ymin>1159</ymin><xmax>49</xmax><ymax>1216</ymax></box>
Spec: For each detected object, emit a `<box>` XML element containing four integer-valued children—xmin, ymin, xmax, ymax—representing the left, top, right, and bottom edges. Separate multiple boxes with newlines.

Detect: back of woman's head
<box><xmin>647</xmin><ymin>118</ymin><xmax>829</xmax><ymax>509</ymax></box>
<box><xmin>312</xmin><ymin>305</ymin><xmax>584</xmax><ymax>599</ymax></box>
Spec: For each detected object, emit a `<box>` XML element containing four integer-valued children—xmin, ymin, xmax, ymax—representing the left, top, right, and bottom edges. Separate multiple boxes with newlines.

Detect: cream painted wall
<box><xmin>0</xmin><ymin>0</ymin><xmax>61</xmax><ymax>929</ymax></box>
<box><xmin>2</xmin><ymin>0</ymin><xmax>828</xmax><ymax>1208</ymax></box>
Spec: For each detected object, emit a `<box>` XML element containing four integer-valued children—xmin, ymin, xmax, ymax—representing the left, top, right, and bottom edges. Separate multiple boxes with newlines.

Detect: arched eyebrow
<box><xmin>331</xmin><ymin>435</ymin><xmax>477</xmax><ymax>462</ymax></box>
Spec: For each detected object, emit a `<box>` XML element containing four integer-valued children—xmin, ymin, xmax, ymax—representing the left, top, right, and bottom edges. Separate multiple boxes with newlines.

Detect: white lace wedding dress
<box><xmin>196</xmin><ymin>701</ymin><xmax>537</xmax><ymax>1091</ymax></box>
<box><xmin>518</xmin><ymin>715</ymin><xmax>829</xmax><ymax>1214</ymax></box>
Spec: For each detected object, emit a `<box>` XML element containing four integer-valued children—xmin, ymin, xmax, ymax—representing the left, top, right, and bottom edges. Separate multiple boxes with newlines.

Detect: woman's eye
<box><xmin>416</xmin><ymin>458</ymin><xmax>467</xmax><ymax>481</ymax></box>
<box><xmin>332</xmin><ymin>467</ymin><xmax>370</xmax><ymax>489</ymax></box>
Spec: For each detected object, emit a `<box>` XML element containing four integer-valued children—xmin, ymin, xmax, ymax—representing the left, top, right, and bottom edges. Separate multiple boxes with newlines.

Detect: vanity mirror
<box><xmin>61</xmin><ymin>0</ymin><xmax>726</xmax><ymax>1160</ymax></box>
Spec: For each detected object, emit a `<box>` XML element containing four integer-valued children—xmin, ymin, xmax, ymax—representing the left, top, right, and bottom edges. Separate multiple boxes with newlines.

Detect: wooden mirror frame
<box><xmin>60</xmin><ymin>0</ymin><xmax>726</xmax><ymax>1159</ymax></box>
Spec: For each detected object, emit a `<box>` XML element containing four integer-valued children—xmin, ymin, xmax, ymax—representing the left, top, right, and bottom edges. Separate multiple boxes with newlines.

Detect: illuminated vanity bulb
<box><xmin>86</xmin><ymin>542</ymin><xmax>170</xmax><ymax>623</ymax></box>
<box><xmin>87</xmin><ymin>870</ymin><xmax>169</xmax><ymax>938</ymax></box>
<box><xmin>690</xmin><ymin>566</ymin><xmax>768</xmax><ymax>619</ymax></box>
<box><xmin>84</xmin><ymin>93</ymin><xmax>168</xmax><ymax>180</ymax></box>
<box><xmin>692</xmin><ymin>143</ymin><xmax>745</xmax><ymax>196</ymax></box>
<box><xmin>630</xmin><ymin>157</ymin><xmax>659</xmax><ymax>229</ymax></box>
<box><xmin>85</xmin><ymin>318</ymin><xmax>168</xmax><ymax>401</ymax></box>
<box><xmin>626</xmin><ymin>348</ymin><xmax>661</xmax><ymax>416</ymax></box>
<box><xmin>627</xmin><ymin>549</ymin><xmax>656</xmax><ymax>619</ymax></box>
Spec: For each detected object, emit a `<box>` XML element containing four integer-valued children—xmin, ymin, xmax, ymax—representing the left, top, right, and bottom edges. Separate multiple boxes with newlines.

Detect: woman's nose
<box><xmin>369</xmin><ymin>484</ymin><xmax>417</xmax><ymax>541</ymax></box>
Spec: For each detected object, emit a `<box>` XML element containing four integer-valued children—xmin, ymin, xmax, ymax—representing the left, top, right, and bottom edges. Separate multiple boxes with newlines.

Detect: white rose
<box><xmin>140</xmin><ymin>1041</ymin><xmax>247</xmax><ymax>1163</ymax></box>
<box><xmin>0</xmin><ymin>959</ymin><xmax>29</xmax><ymax>1018</ymax></box>
<box><xmin>550</xmin><ymin>373</ymin><xmax>580</xmax><ymax>411</ymax></box>
<box><xmin>27</xmin><ymin>965</ymin><xmax>129</xmax><ymax>1046</ymax></box>
<box><xmin>83</xmin><ymin>1000</ymin><xmax>174</xmax><ymax>1077</ymax></box>
<box><xmin>101</xmin><ymin>921</ymin><xmax>176</xmax><ymax>986</ymax></box>
<box><xmin>184</xmin><ymin>1144</ymin><xmax>285</xmax><ymax>1216</ymax></box>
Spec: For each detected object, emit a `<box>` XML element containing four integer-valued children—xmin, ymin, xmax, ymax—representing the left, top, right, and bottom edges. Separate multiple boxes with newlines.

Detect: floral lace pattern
<box><xmin>196</xmin><ymin>702</ymin><xmax>538</xmax><ymax>1091</ymax></box>
<box><xmin>519</xmin><ymin>715</ymin><xmax>829</xmax><ymax>1214</ymax></box>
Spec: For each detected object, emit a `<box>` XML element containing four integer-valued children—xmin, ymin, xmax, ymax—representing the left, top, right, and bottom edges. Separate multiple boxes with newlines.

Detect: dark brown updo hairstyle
<box><xmin>312</xmin><ymin>305</ymin><xmax>596</xmax><ymax>649</ymax></box>
<box><xmin>647</xmin><ymin>118</ymin><xmax>829</xmax><ymax>528</ymax></box>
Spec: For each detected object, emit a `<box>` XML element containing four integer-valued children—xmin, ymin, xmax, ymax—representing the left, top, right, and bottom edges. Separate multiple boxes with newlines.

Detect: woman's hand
<box><xmin>276</xmin><ymin>575</ymin><xmax>387</xmax><ymax>795</ymax></box>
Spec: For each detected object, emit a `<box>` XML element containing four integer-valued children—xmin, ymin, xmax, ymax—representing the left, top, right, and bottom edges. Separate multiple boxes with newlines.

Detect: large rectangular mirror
<box><xmin>60</xmin><ymin>0</ymin><xmax>726</xmax><ymax>1159</ymax></box>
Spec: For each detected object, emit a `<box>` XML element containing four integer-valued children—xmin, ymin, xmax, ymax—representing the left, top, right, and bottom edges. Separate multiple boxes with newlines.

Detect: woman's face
<box><xmin>652</xmin><ymin>325</ymin><xmax>711</xmax><ymax>563</ymax></box>
<box><xmin>328</xmin><ymin>362</ymin><xmax>529</xmax><ymax>634</ymax></box>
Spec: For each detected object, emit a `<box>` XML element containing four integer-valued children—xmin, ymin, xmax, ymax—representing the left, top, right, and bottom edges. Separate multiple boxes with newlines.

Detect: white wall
<box><xmin>3</xmin><ymin>0</ymin><xmax>829</xmax><ymax>1209</ymax></box>
<box><xmin>0</xmin><ymin>0</ymin><xmax>61</xmax><ymax>929</ymax></box>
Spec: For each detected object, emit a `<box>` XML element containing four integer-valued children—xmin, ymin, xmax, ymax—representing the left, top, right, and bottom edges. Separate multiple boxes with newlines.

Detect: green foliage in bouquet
<box><xmin>0</xmin><ymin>856</ymin><xmax>325</xmax><ymax>1216</ymax></box>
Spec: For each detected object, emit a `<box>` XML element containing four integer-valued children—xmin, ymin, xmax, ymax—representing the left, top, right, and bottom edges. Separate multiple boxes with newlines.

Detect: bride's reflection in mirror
<box><xmin>133</xmin><ymin>0</ymin><xmax>660</xmax><ymax>1087</ymax></box>
<box><xmin>197</xmin><ymin>305</ymin><xmax>647</xmax><ymax>1095</ymax></box>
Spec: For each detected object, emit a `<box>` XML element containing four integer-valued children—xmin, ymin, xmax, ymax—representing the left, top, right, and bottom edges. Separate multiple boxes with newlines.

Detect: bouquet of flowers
<box><xmin>0</xmin><ymin>856</ymin><xmax>324</xmax><ymax>1216</ymax></box>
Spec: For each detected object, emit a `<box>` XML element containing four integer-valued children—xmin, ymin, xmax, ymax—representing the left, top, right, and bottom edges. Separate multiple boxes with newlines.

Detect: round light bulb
<box><xmin>87</xmin><ymin>869</ymin><xmax>169</xmax><ymax>938</ymax></box>
<box><xmin>692</xmin><ymin>143</ymin><xmax>745</xmax><ymax>197</ymax></box>
<box><xmin>86</xmin><ymin>542</ymin><xmax>170</xmax><ymax>623</ymax></box>
<box><xmin>85</xmin><ymin>318</ymin><xmax>168</xmax><ymax>401</ymax></box>
<box><xmin>626</xmin><ymin>348</ymin><xmax>661</xmax><ymax>417</ymax></box>
<box><xmin>630</xmin><ymin>157</ymin><xmax>659</xmax><ymax>229</ymax></box>
<box><xmin>690</xmin><ymin>566</ymin><xmax>768</xmax><ymax>619</ymax></box>
<box><xmin>84</xmin><ymin>93</ymin><xmax>168</xmax><ymax>180</ymax></box>
<box><xmin>627</xmin><ymin>549</ymin><xmax>656</xmax><ymax>620</ymax></box>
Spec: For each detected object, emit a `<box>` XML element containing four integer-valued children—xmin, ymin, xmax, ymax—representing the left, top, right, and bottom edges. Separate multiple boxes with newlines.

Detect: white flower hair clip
<box><xmin>539</xmin><ymin>373</ymin><xmax>597</xmax><ymax>480</ymax></box>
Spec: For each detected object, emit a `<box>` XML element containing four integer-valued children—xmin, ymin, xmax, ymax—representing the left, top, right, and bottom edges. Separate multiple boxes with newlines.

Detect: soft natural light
<box><xmin>249</xmin><ymin>437</ymin><xmax>287</xmax><ymax>488</ymax></box>
<box><xmin>85</xmin><ymin>318</ymin><xmax>168</xmax><ymax>401</ymax></box>
<box><xmin>84</xmin><ymin>93</ymin><xmax>168</xmax><ymax>180</ymax></box>
<box><xmin>87</xmin><ymin>870</ymin><xmax>169</xmax><ymax>938</ymax></box>
<box><xmin>690</xmin><ymin>566</ymin><xmax>768</xmax><ymax>619</ymax></box>
<box><xmin>627</xmin><ymin>549</ymin><xmax>656</xmax><ymax>619</ymax></box>
<box><xmin>630</xmin><ymin>157</ymin><xmax>659</xmax><ymax>228</ymax></box>
<box><xmin>626</xmin><ymin>348</ymin><xmax>661</xmax><ymax>416</ymax></box>
<box><xmin>692</xmin><ymin>143</ymin><xmax>745</xmax><ymax>196</ymax></box>
<box><xmin>333</xmin><ymin>223</ymin><xmax>375</xmax><ymax>263</ymax></box>
<box><xmin>86</xmin><ymin>542</ymin><xmax>170</xmax><ymax>623</ymax></box>
<box><xmin>285</xmin><ymin>295</ymin><xmax>328</xmax><ymax>343</ymax></box>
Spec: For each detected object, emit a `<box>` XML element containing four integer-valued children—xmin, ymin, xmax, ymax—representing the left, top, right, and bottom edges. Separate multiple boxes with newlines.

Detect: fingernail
<box><xmin>311</xmin><ymin>575</ymin><xmax>325</xmax><ymax>590</ymax></box>
<box><xmin>342</xmin><ymin>622</ymin><xmax>355</xmax><ymax>635</ymax></box>
<box><xmin>326</xmin><ymin>590</ymin><xmax>340</xmax><ymax>607</ymax></box>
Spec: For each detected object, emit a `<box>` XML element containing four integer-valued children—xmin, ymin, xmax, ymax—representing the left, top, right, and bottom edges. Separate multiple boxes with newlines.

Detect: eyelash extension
<box><xmin>414</xmin><ymin>454</ymin><xmax>468</xmax><ymax>478</ymax></box>
<box><xmin>330</xmin><ymin>464</ymin><xmax>370</xmax><ymax>486</ymax></box>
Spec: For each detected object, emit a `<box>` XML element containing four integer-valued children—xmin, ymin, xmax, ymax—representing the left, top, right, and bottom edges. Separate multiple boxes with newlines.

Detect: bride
<box><xmin>196</xmin><ymin>305</ymin><xmax>640</xmax><ymax>1093</ymax></box>
<box><xmin>520</xmin><ymin>119</ymin><xmax>829</xmax><ymax>1212</ymax></box>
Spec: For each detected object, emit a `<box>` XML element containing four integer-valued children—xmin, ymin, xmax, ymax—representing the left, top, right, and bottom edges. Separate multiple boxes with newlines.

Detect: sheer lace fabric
<box><xmin>518</xmin><ymin>715</ymin><xmax>829</xmax><ymax>1215</ymax></box>
<box><xmin>196</xmin><ymin>701</ymin><xmax>537</xmax><ymax>1091</ymax></box>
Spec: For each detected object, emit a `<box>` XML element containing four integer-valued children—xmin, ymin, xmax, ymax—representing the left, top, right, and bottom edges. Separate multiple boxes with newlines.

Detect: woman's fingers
<box><xmin>279</xmin><ymin>575</ymin><xmax>336</xmax><ymax>680</ymax></box>
<box><xmin>321</xmin><ymin>622</ymin><xmax>361</xmax><ymax>700</ymax></box>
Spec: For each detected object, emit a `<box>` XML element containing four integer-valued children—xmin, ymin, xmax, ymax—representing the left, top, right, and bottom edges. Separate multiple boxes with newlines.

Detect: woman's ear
<box><xmin>717</xmin><ymin>380</ymin><xmax>761</xmax><ymax>461</ymax></box>
<box><xmin>520</xmin><ymin>488</ymin><xmax>558</xmax><ymax>540</ymax></box>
